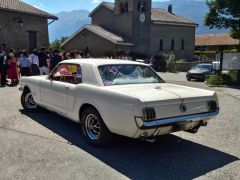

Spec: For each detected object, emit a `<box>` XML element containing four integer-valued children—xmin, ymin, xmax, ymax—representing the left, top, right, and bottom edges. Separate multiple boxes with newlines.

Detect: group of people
<box><xmin>0</xmin><ymin>47</ymin><xmax>64</xmax><ymax>87</ymax></box>
<box><xmin>0</xmin><ymin>45</ymin><xmax>135</xmax><ymax>87</ymax></box>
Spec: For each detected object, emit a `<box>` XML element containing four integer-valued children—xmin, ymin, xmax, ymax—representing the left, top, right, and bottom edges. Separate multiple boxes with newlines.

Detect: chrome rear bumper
<box><xmin>135</xmin><ymin>109</ymin><xmax>219</xmax><ymax>129</ymax></box>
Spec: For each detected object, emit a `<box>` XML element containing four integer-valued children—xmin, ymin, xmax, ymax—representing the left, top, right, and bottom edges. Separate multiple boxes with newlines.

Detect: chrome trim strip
<box><xmin>142</xmin><ymin>109</ymin><xmax>219</xmax><ymax>128</ymax></box>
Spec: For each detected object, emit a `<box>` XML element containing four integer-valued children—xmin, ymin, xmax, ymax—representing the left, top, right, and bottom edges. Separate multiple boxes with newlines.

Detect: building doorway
<box><xmin>28</xmin><ymin>31</ymin><xmax>37</xmax><ymax>51</ymax></box>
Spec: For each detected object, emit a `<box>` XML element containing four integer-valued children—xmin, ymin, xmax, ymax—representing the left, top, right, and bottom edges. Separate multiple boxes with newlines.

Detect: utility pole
<box><xmin>218</xmin><ymin>47</ymin><xmax>224</xmax><ymax>74</ymax></box>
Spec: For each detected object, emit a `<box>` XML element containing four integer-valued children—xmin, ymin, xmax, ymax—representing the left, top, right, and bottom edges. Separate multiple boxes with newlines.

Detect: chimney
<box><xmin>168</xmin><ymin>4</ymin><xmax>173</xmax><ymax>14</ymax></box>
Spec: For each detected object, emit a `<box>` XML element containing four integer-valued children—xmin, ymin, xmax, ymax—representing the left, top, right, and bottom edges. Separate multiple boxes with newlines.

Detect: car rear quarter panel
<box><xmin>73</xmin><ymin>85</ymin><xmax>144</xmax><ymax>138</ymax></box>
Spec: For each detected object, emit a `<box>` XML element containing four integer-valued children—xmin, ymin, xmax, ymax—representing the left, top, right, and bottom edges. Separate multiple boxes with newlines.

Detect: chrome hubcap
<box><xmin>25</xmin><ymin>93</ymin><xmax>37</xmax><ymax>109</ymax></box>
<box><xmin>85</xmin><ymin>114</ymin><xmax>100</xmax><ymax>140</ymax></box>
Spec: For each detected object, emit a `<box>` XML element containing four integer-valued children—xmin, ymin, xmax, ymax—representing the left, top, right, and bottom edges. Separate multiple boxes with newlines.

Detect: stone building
<box><xmin>62</xmin><ymin>0</ymin><xmax>197</xmax><ymax>60</ymax></box>
<box><xmin>0</xmin><ymin>0</ymin><xmax>57</xmax><ymax>51</ymax></box>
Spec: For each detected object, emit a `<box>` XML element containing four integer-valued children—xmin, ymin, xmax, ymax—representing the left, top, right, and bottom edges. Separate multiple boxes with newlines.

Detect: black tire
<box><xmin>21</xmin><ymin>89</ymin><xmax>39</xmax><ymax>112</ymax></box>
<box><xmin>187</xmin><ymin>77</ymin><xmax>191</xmax><ymax>81</ymax></box>
<box><xmin>81</xmin><ymin>107</ymin><xmax>113</xmax><ymax>147</ymax></box>
<box><xmin>201</xmin><ymin>76</ymin><xmax>205</xmax><ymax>82</ymax></box>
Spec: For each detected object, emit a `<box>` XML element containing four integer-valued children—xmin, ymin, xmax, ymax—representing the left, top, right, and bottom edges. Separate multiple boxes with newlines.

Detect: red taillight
<box><xmin>143</xmin><ymin>107</ymin><xmax>156</xmax><ymax>121</ymax></box>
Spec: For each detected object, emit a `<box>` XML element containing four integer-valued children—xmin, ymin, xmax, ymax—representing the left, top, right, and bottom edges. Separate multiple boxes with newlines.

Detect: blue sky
<box><xmin>22</xmin><ymin>0</ymin><xmax>169</xmax><ymax>13</ymax></box>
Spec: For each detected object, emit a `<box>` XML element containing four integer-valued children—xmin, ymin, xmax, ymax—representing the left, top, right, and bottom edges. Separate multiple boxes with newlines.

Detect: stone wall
<box><xmin>150</xmin><ymin>23</ymin><xmax>195</xmax><ymax>60</ymax></box>
<box><xmin>91</xmin><ymin>7</ymin><xmax>133</xmax><ymax>40</ymax></box>
<box><xmin>0</xmin><ymin>11</ymin><xmax>49</xmax><ymax>50</ymax></box>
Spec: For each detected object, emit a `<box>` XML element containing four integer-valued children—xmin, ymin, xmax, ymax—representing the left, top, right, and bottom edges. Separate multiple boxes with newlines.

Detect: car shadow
<box><xmin>20</xmin><ymin>109</ymin><xmax>239</xmax><ymax>180</ymax></box>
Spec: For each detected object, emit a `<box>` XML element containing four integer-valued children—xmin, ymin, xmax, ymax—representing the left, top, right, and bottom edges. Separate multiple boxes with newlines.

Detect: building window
<box><xmin>120</xmin><ymin>2</ymin><xmax>124</xmax><ymax>13</ymax></box>
<box><xmin>137</xmin><ymin>1</ymin><xmax>147</xmax><ymax>12</ymax></box>
<box><xmin>171</xmin><ymin>39</ymin><xmax>175</xmax><ymax>51</ymax></box>
<box><xmin>181</xmin><ymin>39</ymin><xmax>185</xmax><ymax>50</ymax></box>
<box><xmin>159</xmin><ymin>39</ymin><xmax>163</xmax><ymax>51</ymax></box>
<box><xmin>124</xmin><ymin>2</ymin><xmax>128</xmax><ymax>12</ymax></box>
<box><xmin>120</xmin><ymin>1</ymin><xmax>128</xmax><ymax>13</ymax></box>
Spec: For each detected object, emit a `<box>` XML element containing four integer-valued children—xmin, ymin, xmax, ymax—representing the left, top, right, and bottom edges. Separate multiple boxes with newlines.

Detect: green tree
<box><xmin>61</xmin><ymin>36</ymin><xmax>69</xmax><ymax>44</ymax></box>
<box><xmin>205</xmin><ymin>0</ymin><xmax>240</xmax><ymax>47</ymax></box>
<box><xmin>205</xmin><ymin>0</ymin><xmax>240</xmax><ymax>76</ymax></box>
<box><xmin>49</xmin><ymin>36</ymin><xmax>69</xmax><ymax>51</ymax></box>
<box><xmin>49</xmin><ymin>39</ymin><xmax>61</xmax><ymax>51</ymax></box>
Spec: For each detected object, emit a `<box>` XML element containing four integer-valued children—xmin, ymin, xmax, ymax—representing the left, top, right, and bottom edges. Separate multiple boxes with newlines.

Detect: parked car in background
<box><xmin>19</xmin><ymin>59</ymin><xmax>219</xmax><ymax>147</ymax></box>
<box><xmin>186</xmin><ymin>63</ymin><xmax>215</xmax><ymax>81</ymax></box>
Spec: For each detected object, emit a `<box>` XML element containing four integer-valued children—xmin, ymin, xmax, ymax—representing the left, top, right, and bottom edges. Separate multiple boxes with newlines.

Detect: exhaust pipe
<box><xmin>200</xmin><ymin>121</ymin><xmax>208</xmax><ymax>127</ymax></box>
<box><xmin>186</xmin><ymin>121</ymin><xmax>208</xmax><ymax>134</ymax></box>
<box><xmin>139</xmin><ymin>129</ymin><xmax>159</xmax><ymax>143</ymax></box>
<box><xmin>186</xmin><ymin>125</ymin><xmax>200</xmax><ymax>134</ymax></box>
<box><xmin>187</xmin><ymin>127</ymin><xmax>199</xmax><ymax>134</ymax></box>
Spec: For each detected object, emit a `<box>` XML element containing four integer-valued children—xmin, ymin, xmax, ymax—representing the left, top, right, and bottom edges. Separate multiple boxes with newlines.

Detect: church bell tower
<box><xmin>114</xmin><ymin>0</ymin><xmax>152</xmax><ymax>55</ymax></box>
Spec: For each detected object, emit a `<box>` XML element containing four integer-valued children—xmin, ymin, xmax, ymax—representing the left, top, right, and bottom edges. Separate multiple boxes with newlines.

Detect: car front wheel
<box><xmin>81</xmin><ymin>107</ymin><xmax>113</xmax><ymax>147</ymax></box>
<box><xmin>187</xmin><ymin>77</ymin><xmax>191</xmax><ymax>81</ymax></box>
<box><xmin>21</xmin><ymin>90</ymin><xmax>39</xmax><ymax>112</ymax></box>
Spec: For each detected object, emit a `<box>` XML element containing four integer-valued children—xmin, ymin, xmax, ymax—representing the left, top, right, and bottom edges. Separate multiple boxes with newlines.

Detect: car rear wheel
<box><xmin>21</xmin><ymin>89</ymin><xmax>39</xmax><ymax>112</ymax></box>
<box><xmin>81</xmin><ymin>107</ymin><xmax>112</xmax><ymax>147</ymax></box>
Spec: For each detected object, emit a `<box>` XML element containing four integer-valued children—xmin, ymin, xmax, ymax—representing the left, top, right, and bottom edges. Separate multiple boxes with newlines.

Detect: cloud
<box><xmin>92</xmin><ymin>0</ymin><xmax>102</xmax><ymax>3</ymax></box>
<box><xmin>33</xmin><ymin>5</ymin><xmax>40</xmax><ymax>9</ymax></box>
<box><xmin>33</xmin><ymin>3</ymin><xmax>44</xmax><ymax>9</ymax></box>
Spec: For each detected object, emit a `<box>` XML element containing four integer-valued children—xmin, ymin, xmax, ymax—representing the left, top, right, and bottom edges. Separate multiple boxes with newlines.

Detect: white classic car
<box><xmin>19</xmin><ymin>59</ymin><xmax>219</xmax><ymax>147</ymax></box>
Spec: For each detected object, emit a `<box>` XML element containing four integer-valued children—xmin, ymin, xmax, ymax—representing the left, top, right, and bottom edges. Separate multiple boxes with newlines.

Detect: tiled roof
<box><xmin>85</xmin><ymin>25</ymin><xmax>126</xmax><ymax>43</ymax></box>
<box><xmin>89</xmin><ymin>2</ymin><xmax>114</xmax><ymax>17</ymax></box>
<box><xmin>151</xmin><ymin>8</ymin><xmax>196</xmax><ymax>25</ymax></box>
<box><xmin>103</xmin><ymin>2</ymin><xmax>114</xmax><ymax>11</ymax></box>
<box><xmin>61</xmin><ymin>25</ymin><xmax>134</xmax><ymax>47</ymax></box>
<box><xmin>195</xmin><ymin>34</ymin><xmax>240</xmax><ymax>46</ymax></box>
<box><xmin>90</xmin><ymin>2</ymin><xmax>196</xmax><ymax>25</ymax></box>
<box><xmin>0</xmin><ymin>0</ymin><xmax>58</xmax><ymax>20</ymax></box>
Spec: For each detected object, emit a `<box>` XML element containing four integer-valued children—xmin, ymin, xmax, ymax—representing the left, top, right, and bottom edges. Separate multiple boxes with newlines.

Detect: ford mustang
<box><xmin>19</xmin><ymin>59</ymin><xmax>219</xmax><ymax>147</ymax></box>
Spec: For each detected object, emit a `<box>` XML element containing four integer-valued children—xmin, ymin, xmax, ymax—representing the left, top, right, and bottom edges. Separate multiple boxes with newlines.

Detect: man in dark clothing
<box><xmin>38</xmin><ymin>48</ymin><xmax>49</xmax><ymax>75</ymax></box>
<box><xmin>0</xmin><ymin>49</ymin><xmax>6</xmax><ymax>86</ymax></box>
<box><xmin>50</xmin><ymin>50</ymin><xmax>62</xmax><ymax>71</ymax></box>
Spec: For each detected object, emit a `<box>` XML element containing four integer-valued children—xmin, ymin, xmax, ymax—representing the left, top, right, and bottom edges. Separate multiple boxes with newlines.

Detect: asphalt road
<box><xmin>0</xmin><ymin>73</ymin><xmax>239</xmax><ymax>180</ymax></box>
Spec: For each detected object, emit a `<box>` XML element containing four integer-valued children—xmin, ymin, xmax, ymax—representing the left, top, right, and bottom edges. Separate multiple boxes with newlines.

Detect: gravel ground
<box><xmin>0</xmin><ymin>73</ymin><xmax>239</xmax><ymax>180</ymax></box>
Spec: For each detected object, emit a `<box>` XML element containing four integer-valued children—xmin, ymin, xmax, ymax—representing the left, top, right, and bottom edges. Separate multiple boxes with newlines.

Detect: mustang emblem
<box><xmin>180</xmin><ymin>104</ymin><xmax>187</xmax><ymax>113</ymax></box>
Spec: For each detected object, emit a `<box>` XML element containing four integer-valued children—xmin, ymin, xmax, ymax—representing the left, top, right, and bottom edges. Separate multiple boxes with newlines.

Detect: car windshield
<box><xmin>98</xmin><ymin>65</ymin><xmax>164</xmax><ymax>86</ymax></box>
<box><xmin>195</xmin><ymin>64</ymin><xmax>212</xmax><ymax>70</ymax></box>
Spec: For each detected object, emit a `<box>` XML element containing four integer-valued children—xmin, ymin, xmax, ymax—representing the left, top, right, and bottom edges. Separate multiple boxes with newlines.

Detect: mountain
<box><xmin>48</xmin><ymin>0</ymin><xmax>229</xmax><ymax>42</ymax></box>
<box><xmin>152</xmin><ymin>0</ymin><xmax>229</xmax><ymax>35</ymax></box>
<box><xmin>49</xmin><ymin>10</ymin><xmax>91</xmax><ymax>42</ymax></box>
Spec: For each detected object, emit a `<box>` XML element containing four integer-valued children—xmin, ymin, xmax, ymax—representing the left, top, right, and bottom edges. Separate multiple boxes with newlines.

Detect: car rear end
<box><xmin>132</xmin><ymin>89</ymin><xmax>219</xmax><ymax>139</ymax></box>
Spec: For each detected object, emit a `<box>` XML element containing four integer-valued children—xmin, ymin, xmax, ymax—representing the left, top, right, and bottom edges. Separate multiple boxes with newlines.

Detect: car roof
<box><xmin>60</xmin><ymin>59</ymin><xmax>145</xmax><ymax>66</ymax></box>
<box><xmin>197</xmin><ymin>63</ymin><xmax>212</xmax><ymax>66</ymax></box>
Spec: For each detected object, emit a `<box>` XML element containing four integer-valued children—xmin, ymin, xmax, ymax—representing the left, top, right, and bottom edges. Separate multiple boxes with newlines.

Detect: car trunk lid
<box><xmin>107</xmin><ymin>83</ymin><xmax>214</xmax><ymax>119</ymax></box>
